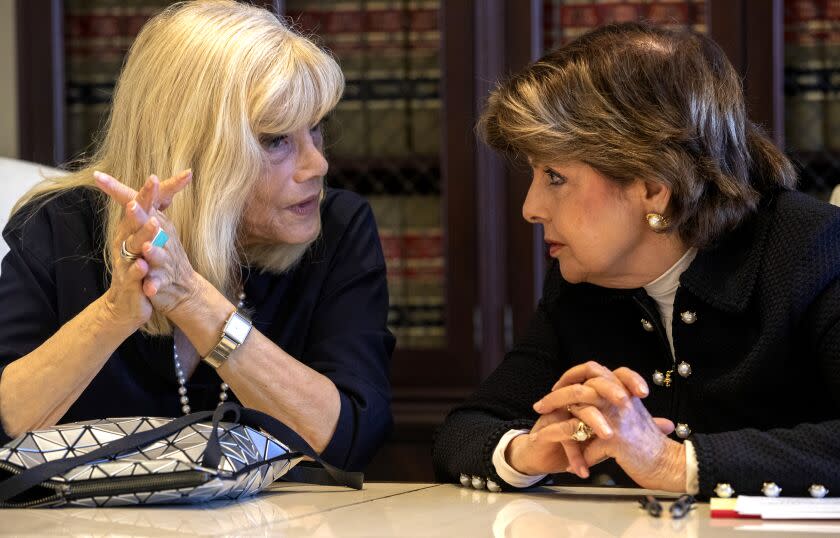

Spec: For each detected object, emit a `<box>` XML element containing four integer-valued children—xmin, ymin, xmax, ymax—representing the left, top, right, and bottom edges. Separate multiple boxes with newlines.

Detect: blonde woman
<box><xmin>0</xmin><ymin>1</ymin><xmax>394</xmax><ymax>470</ymax></box>
<box><xmin>435</xmin><ymin>22</ymin><xmax>840</xmax><ymax>498</ymax></box>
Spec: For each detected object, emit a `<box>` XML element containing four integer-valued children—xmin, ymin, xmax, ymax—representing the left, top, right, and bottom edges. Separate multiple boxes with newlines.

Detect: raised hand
<box><xmin>93</xmin><ymin>170</ymin><xmax>198</xmax><ymax>315</ymax></box>
<box><xmin>93</xmin><ymin>169</ymin><xmax>192</xmax><ymax>213</ymax></box>
<box><xmin>93</xmin><ymin>175</ymin><xmax>166</xmax><ymax>330</ymax></box>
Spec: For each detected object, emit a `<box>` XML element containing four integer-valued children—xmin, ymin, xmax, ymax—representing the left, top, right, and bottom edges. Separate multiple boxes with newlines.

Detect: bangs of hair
<box><xmin>479</xmin><ymin>66</ymin><xmax>591</xmax><ymax>167</ymax></box>
<box><xmin>253</xmin><ymin>37</ymin><xmax>344</xmax><ymax>139</ymax></box>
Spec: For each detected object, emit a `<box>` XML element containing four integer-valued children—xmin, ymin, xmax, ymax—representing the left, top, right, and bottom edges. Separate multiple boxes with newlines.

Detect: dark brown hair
<box><xmin>479</xmin><ymin>22</ymin><xmax>796</xmax><ymax>248</ymax></box>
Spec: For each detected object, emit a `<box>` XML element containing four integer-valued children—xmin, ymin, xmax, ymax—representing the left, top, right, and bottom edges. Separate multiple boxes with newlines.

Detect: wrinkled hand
<box><xmin>93</xmin><ymin>170</ymin><xmax>196</xmax><ymax>315</ymax></box>
<box><xmin>579</xmin><ymin>394</ymin><xmax>684</xmax><ymax>491</ymax></box>
<box><xmin>135</xmin><ymin>209</ymin><xmax>199</xmax><ymax>314</ymax></box>
<box><xmin>506</xmin><ymin>364</ymin><xmax>636</xmax><ymax>478</ymax></box>
<box><xmin>532</xmin><ymin>361</ymin><xmax>684</xmax><ymax>491</ymax></box>
<box><xmin>94</xmin><ymin>174</ymin><xmax>162</xmax><ymax>329</ymax></box>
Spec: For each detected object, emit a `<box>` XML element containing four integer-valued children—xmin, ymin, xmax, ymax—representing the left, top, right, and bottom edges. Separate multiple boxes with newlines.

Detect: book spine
<box><xmin>825</xmin><ymin>0</ymin><xmax>840</xmax><ymax>150</ymax></box>
<box><xmin>545</xmin><ymin>0</ymin><xmax>707</xmax><ymax>51</ymax></box>
<box><xmin>64</xmin><ymin>0</ymin><xmax>167</xmax><ymax>161</ymax></box>
<box><xmin>785</xmin><ymin>0</ymin><xmax>827</xmax><ymax>152</ymax></box>
<box><xmin>364</xmin><ymin>1</ymin><xmax>409</xmax><ymax>158</ymax></box>
<box><xmin>400</xmin><ymin>196</ymin><xmax>445</xmax><ymax>349</ymax></box>
<box><xmin>645</xmin><ymin>2</ymin><xmax>691</xmax><ymax>30</ymax></box>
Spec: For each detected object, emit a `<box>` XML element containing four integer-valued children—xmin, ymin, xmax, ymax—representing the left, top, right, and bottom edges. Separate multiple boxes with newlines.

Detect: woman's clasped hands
<box><xmin>507</xmin><ymin>361</ymin><xmax>687</xmax><ymax>491</ymax></box>
<box><xmin>93</xmin><ymin>170</ymin><xmax>196</xmax><ymax>329</ymax></box>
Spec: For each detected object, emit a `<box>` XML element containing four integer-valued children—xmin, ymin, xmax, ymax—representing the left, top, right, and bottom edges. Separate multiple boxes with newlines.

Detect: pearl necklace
<box><xmin>173</xmin><ymin>289</ymin><xmax>246</xmax><ymax>415</ymax></box>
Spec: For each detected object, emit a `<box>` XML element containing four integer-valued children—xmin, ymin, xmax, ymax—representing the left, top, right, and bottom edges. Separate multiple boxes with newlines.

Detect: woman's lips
<box><xmin>287</xmin><ymin>195</ymin><xmax>319</xmax><ymax>216</ymax></box>
<box><xmin>546</xmin><ymin>241</ymin><xmax>564</xmax><ymax>256</ymax></box>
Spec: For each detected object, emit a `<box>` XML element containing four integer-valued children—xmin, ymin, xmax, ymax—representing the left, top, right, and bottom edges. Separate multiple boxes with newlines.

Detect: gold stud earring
<box><xmin>646</xmin><ymin>212</ymin><xmax>669</xmax><ymax>232</ymax></box>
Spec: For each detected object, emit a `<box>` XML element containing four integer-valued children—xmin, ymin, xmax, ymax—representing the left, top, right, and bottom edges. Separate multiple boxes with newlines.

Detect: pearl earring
<box><xmin>646</xmin><ymin>212</ymin><xmax>669</xmax><ymax>232</ymax></box>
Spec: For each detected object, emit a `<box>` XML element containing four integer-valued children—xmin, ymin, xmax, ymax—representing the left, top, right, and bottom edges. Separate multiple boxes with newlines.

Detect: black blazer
<box><xmin>0</xmin><ymin>187</ymin><xmax>395</xmax><ymax>471</ymax></box>
<box><xmin>433</xmin><ymin>189</ymin><xmax>840</xmax><ymax>497</ymax></box>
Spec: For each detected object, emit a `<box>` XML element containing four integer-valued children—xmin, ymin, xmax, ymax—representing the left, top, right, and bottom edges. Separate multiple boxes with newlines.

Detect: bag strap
<box><xmin>0</xmin><ymin>403</ymin><xmax>362</xmax><ymax>504</ymax></box>
<box><xmin>204</xmin><ymin>403</ymin><xmax>363</xmax><ymax>490</ymax></box>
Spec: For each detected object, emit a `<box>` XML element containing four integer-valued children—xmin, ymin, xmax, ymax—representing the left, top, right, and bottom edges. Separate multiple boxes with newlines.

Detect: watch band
<box><xmin>202</xmin><ymin>310</ymin><xmax>252</xmax><ymax>369</ymax></box>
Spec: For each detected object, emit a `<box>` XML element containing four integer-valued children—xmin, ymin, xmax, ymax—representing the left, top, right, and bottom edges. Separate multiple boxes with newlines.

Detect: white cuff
<box><xmin>685</xmin><ymin>440</ymin><xmax>699</xmax><ymax>495</ymax></box>
<box><xmin>492</xmin><ymin>429</ymin><xmax>547</xmax><ymax>488</ymax></box>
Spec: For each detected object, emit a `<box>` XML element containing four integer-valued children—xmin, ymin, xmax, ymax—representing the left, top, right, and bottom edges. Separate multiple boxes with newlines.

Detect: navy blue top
<box><xmin>0</xmin><ymin>187</ymin><xmax>394</xmax><ymax>471</ymax></box>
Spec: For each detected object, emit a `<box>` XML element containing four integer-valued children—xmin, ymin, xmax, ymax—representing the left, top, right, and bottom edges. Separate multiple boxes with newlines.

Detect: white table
<box><xmin>2</xmin><ymin>483</ymin><xmax>837</xmax><ymax>537</ymax></box>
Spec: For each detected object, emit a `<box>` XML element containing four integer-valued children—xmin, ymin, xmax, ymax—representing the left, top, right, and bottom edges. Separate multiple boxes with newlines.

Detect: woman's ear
<box><xmin>641</xmin><ymin>179</ymin><xmax>672</xmax><ymax>213</ymax></box>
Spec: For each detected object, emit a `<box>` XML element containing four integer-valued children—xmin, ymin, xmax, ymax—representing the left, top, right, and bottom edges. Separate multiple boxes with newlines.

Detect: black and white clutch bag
<box><xmin>0</xmin><ymin>403</ymin><xmax>361</xmax><ymax>508</ymax></box>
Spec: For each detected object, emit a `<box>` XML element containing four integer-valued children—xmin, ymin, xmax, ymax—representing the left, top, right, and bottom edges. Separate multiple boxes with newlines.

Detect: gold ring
<box><xmin>571</xmin><ymin>420</ymin><xmax>593</xmax><ymax>442</ymax></box>
<box><xmin>120</xmin><ymin>240</ymin><xmax>141</xmax><ymax>262</ymax></box>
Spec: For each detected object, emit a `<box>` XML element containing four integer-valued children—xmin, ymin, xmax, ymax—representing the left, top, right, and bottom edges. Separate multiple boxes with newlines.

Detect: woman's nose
<box><xmin>293</xmin><ymin>132</ymin><xmax>328</xmax><ymax>183</ymax></box>
<box><xmin>522</xmin><ymin>182</ymin><xmax>546</xmax><ymax>224</ymax></box>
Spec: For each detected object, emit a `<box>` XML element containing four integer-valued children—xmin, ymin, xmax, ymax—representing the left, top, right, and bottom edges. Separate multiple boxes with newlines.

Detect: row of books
<box><xmin>784</xmin><ymin>0</ymin><xmax>840</xmax><ymax>154</ymax></box>
<box><xmin>542</xmin><ymin>0</ymin><xmax>707</xmax><ymax>50</ymax></box>
<box><xmin>64</xmin><ymin>0</ymin><xmax>171</xmax><ymax>161</ymax></box>
<box><xmin>287</xmin><ymin>0</ymin><xmax>441</xmax><ymax>159</ymax></box>
<box><xmin>368</xmin><ymin>195</ymin><xmax>444</xmax><ymax>349</ymax></box>
<box><xmin>65</xmin><ymin>1</ymin><xmax>443</xmax><ymax>160</ymax></box>
<box><xmin>286</xmin><ymin>1</ymin><xmax>446</xmax><ymax>349</ymax></box>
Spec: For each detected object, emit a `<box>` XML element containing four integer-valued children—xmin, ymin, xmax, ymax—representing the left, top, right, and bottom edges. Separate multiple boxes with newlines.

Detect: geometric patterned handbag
<box><xmin>0</xmin><ymin>403</ymin><xmax>362</xmax><ymax>508</ymax></box>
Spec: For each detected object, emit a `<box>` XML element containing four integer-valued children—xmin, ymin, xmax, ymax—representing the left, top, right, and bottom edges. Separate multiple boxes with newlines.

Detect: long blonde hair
<box><xmin>12</xmin><ymin>0</ymin><xmax>344</xmax><ymax>335</ymax></box>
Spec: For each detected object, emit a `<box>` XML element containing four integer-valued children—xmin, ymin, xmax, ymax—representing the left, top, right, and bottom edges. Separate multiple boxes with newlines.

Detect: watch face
<box><xmin>226</xmin><ymin>312</ymin><xmax>252</xmax><ymax>344</ymax></box>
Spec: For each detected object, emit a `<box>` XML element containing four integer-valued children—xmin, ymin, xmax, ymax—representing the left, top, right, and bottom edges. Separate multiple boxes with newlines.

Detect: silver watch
<box><xmin>202</xmin><ymin>310</ymin><xmax>252</xmax><ymax>369</ymax></box>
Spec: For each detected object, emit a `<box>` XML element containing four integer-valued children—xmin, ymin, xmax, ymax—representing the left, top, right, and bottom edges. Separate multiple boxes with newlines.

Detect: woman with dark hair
<box><xmin>434</xmin><ymin>22</ymin><xmax>840</xmax><ymax>498</ymax></box>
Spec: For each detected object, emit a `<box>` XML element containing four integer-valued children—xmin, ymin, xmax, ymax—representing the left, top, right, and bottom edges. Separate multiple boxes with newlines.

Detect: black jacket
<box><xmin>0</xmin><ymin>187</ymin><xmax>395</xmax><ymax>471</ymax></box>
<box><xmin>433</xmin><ymin>190</ymin><xmax>840</xmax><ymax>497</ymax></box>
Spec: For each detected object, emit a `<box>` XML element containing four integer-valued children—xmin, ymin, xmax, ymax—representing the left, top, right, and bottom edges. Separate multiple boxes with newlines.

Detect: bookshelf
<box><xmin>285</xmin><ymin>0</ymin><xmax>447</xmax><ymax>351</ymax></box>
<box><xmin>784</xmin><ymin>0</ymin><xmax>840</xmax><ymax>199</ymax></box>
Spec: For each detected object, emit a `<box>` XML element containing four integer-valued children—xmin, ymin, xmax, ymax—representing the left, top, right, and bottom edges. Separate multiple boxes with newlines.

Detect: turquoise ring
<box><xmin>151</xmin><ymin>228</ymin><xmax>169</xmax><ymax>248</ymax></box>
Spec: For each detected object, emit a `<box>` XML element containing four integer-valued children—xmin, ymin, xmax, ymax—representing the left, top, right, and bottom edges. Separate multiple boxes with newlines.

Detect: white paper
<box><xmin>735</xmin><ymin>496</ymin><xmax>840</xmax><ymax>520</ymax></box>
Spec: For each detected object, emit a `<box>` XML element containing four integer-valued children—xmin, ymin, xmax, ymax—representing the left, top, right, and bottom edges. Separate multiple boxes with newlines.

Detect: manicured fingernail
<box><xmin>143</xmin><ymin>242</ymin><xmax>152</xmax><ymax>253</ymax></box>
<box><xmin>128</xmin><ymin>201</ymin><xmax>137</xmax><ymax>211</ymax></box>
<box><xmin>149</xmin><ymin>216</ymin><xmax>159</xmax><ymax>227</ymax></box>
<box><xmin>579</xmin><ymin>467</ymin><xmax>589</xmax><ymax>478</ymax></box>
<box><xmin>638</xmin><ymin>384</ymin><xmax>649</xmax><ymax>396</ymax></box>
<box><xmin>181</xmin><ymin>168</ymin><xmax>192</xmax><ymax>177</ymax></box>
<box><xmin>603</xmin><ymin>425</ymin><xmax>613</xmax><ymax>437</ymax></box>
<box><xmin>533</xmin><ymin>401</ymin><xmax>544</xmax><ymax>412</ymax></box>
<box><xmin>93</xmin><ymin>171</ymin><xmax>108</xmax><ymax>182</ymax></box>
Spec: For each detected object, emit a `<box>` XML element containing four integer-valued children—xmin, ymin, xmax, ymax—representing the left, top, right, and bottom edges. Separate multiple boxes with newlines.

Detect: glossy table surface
<box><xmin>3</xmin><ymin>482</ymin><xmax>838</xmax><ymax>537</ymax></box>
